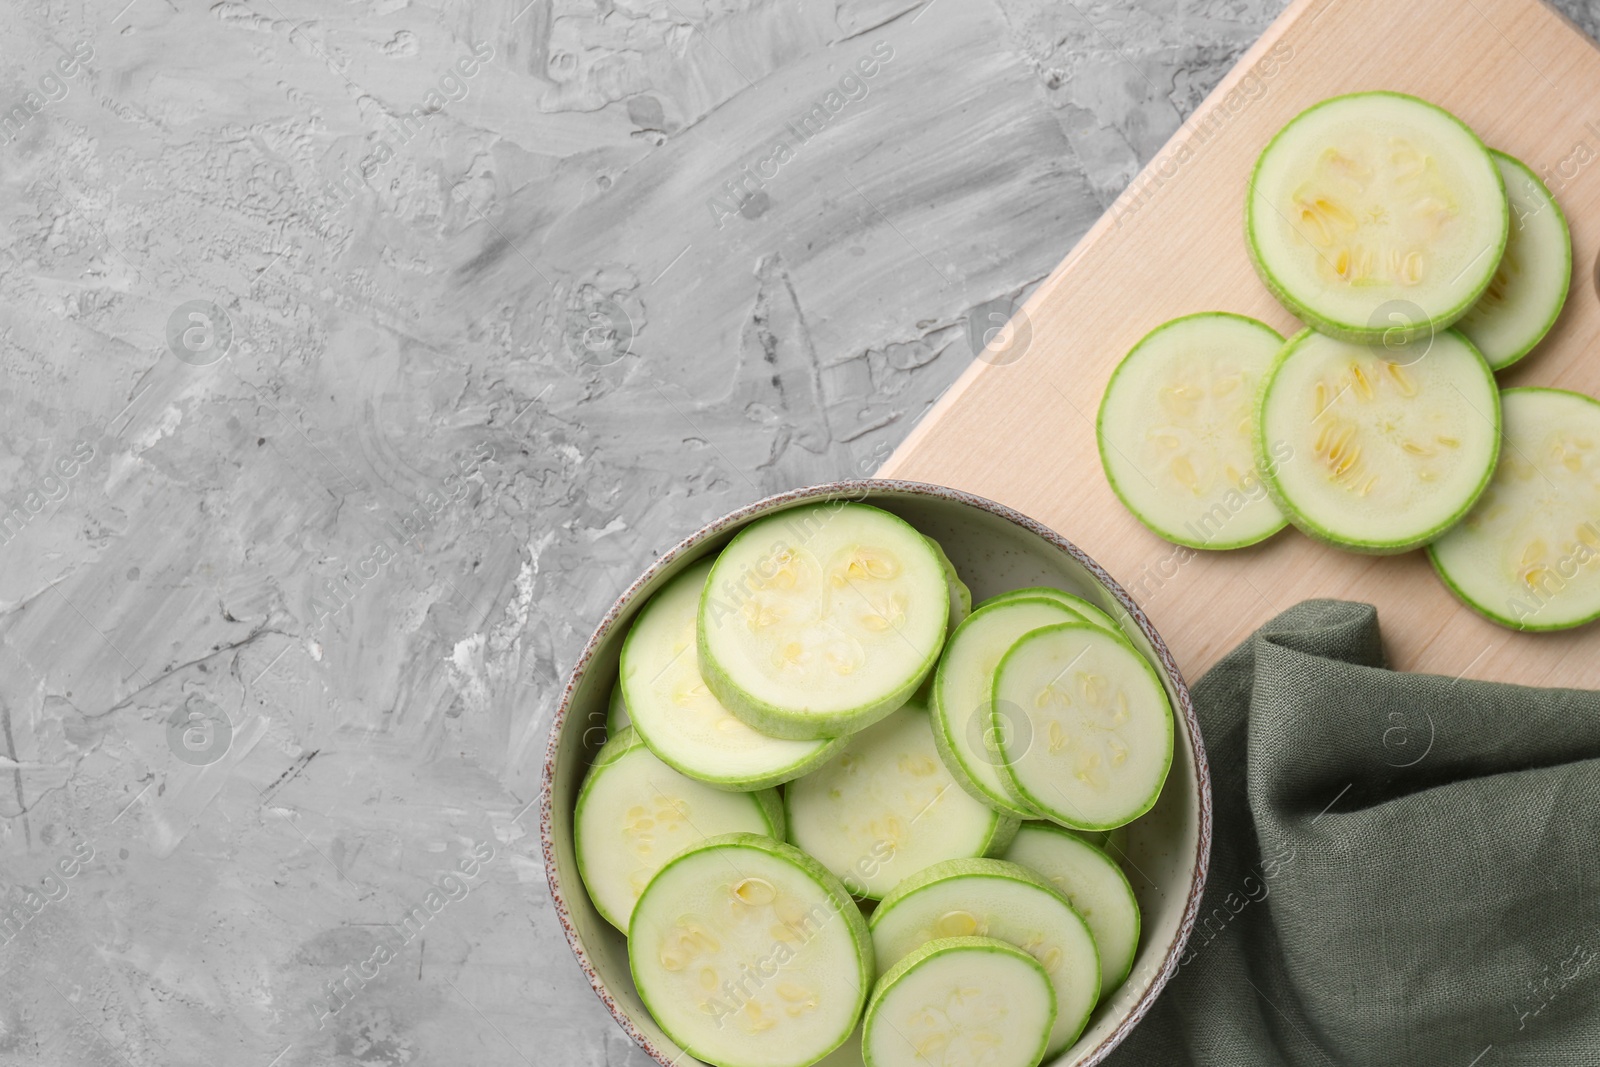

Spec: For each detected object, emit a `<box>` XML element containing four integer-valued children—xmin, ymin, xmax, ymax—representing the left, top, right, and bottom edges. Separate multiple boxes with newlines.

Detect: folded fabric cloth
<box><xmin>1107</xmin><ymin>599</ymin><xmax>1600</xmax><ymax>1066</ymax></box>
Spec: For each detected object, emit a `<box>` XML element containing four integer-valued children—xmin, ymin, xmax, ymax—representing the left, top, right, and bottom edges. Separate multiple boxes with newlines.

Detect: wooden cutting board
<box><xmin>880</xmin><ymin>0</ymin><xmax>1600</xmax><ymax>686</ymax></box>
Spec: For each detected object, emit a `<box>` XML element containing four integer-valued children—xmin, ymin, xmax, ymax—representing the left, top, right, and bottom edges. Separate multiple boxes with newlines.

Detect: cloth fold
<box><xmin>1107</xmin><ymin>599</ymin><xmax>1600</xmax><ymax>1066</ymax></box>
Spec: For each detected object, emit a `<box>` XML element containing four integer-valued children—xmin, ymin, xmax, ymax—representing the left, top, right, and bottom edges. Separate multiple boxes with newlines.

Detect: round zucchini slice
<box><xmin>1256</xmin><ymin>327</ymin><xmax>1501</xmax><ymax>552</ymax></box>
<box><xmin>931</xmin><ymin>597</ymin><xmax>1084</xmax><ymax>819</ymax></box>
<box><xmin>1455</xmin><ymin>151</ymin><xmax>1572</xmax><ymax>371</ymax></box>
<box><xmin>1003</xmin><ymin>823</ymin><xmax>1141</xmax><ymax>995</ymax></box>
<box><xmin>575</xmin><ymin>728</ymin><xmax>784</xmax><ymax>932</ymax></box>
<box><xmin>785</xmin><ymin>702</ymin><xmax>1018</xmax><ymax>899</ymax></box>
<box><xmin>862</xmin><ymin>937</ymin><xmax>1056</xmax><ymax>1067</ymax></box>
<box><xmin>869</xmin><ymin>858</ymin><xmax>1099</xmax><ymax>1057</ymax></box>
<box><xmin>993</xmin><ymin>623</ymin><xmax>1174</xmax><ymax>832</ymax></box>
<box><xmin>699</xmin><ymin>503</ymin><xmax>950</xmax><ymax>740</ymax></box>
<box><xmin>630</xmin><ymin>833</ymin><xmax>872</xmax><ymax>1067</ymax></box>
<box><xmin>621</xmin><ymin>560</ymin><xmax>844</xmax><ymax>791</ymax></box>
<box><xmin>1098</xmin><ymin>312</ymin><xmax>1290</xmax><ymax>549</ymax></box>
<box><xmin>1429</xmin><ymin>388</ymin><xmax>1600</xmax><ymax>631</ymax></box>
<box><xmin>1246</xmin><ymin>91</ymin><xmax>1508</xmax><ymax>343</ymax></box>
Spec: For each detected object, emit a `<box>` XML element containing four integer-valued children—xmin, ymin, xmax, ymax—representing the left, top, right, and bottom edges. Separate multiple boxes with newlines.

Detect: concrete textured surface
<box><xmin>0</xmin><ymin>1</ymin><xmax>1595</xmax><ymax>1065</ymax></box>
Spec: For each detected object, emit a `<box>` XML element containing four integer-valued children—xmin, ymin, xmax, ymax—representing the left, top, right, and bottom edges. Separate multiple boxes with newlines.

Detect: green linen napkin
<box><xmin>1107</xmin><ymin>599</ymin><xmax>1600</xmax><ymax>1066</ymax></box>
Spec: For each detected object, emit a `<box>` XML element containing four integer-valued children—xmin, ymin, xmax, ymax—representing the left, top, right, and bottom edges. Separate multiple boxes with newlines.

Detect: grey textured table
<box><xmin>1</xmin><ymin>2</ymin><xmax>1596</xmax><ymax>1065</ymax></box>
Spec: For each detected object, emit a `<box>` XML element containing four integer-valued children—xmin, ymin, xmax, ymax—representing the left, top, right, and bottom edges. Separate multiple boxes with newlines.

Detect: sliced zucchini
<box><xmin>575</xmin><ymin>728</ymin><xmax>784</xmax><ymax>932</ymax></box>
<box><xmin>1247</xmin><ymin>92</ymin><xmax>1508</xmax><ymax>343</ymax></box>
<box><xmin>993</xmin><ymin>623</ymin><xmax>1173</xmax><ymax>831</ymax></box>
<box><xmin>1256</xmin><ymin>327</ymin><xmax>1501</xmax><ymax>552</ymax></box>
<box><xmin>1003</xmin><ymin>823</ymin><xmax>1140</xmax><ymax>995</ymax></box>
<box><xmin>869</xmin><ymin>858</ymin><xmax>1099</xmax><ymax>1057</ymax></box>
<box><xmin>862</xmin><ymin>937</ymin><xmax>1056</xmax><ymax>1067</ymax></box>
<box><xmin>911</xmin><ymin>536</ymin><xmax>974</xmax><ymax>705</ymax></box>
<box><xmin>630</xmin><ymin>833</ymin><xmax>872</xmax><ymax>1067</ymax></box>
<box><xmin>607</xmin><ymin>678</ymin><xmax>631</xmax><ymax>733</ymax></box>
<box><xmin>785</xmin><ymin>702</ymin><xmax>1018</xmax><ymax>899</ymax></box>
<box><xmin>1098</xmin><ymin>313</ymin><xmax>1289</xmax><ymax>549</ymax></box>
<box><xmin>926</xmin><ymin>535</ymin><xmax>972</xmax><ymax>629</ymax></box>
<box><xmin>981</xmin><ymin>587</ymin><xmax>1123</xmax><ymax>636</ymax></box>
<box><xmin>621</xmin><ymin>560</ymin><xmax>844</xmax><ymax>791</ymax></box>
<box><xmin>699</xmin><ymin>503</ymin><xmax>950</xmax><ymax>740</ymax></box>
<box><xmin>1455</xmin><ymin>151</ymin><xmax>1572</xmax><ymax>371</ymax></box>
<box><xmin>931</xmin><ymin>597</ymin><xmax>1084</xmax><ymax>820</ymax></box>
<box><xmin>1429</xmin><ymin>388</ymin><xmax>1600</xmax><ymax>631</ymax></box>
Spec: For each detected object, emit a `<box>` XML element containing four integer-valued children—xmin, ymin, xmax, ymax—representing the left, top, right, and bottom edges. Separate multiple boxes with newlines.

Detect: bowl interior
<box><xmin>542</xmin><ymin>483</ymin><xmax>1207</xmax><ymax>1067</ymax></box>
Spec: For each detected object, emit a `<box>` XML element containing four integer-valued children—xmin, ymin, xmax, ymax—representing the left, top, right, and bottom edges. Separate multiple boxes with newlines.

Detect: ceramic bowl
<box><xmin>540</xmin><ymin>480</ymin><xmax>1212</xmax><ymax>1066</ymax></box>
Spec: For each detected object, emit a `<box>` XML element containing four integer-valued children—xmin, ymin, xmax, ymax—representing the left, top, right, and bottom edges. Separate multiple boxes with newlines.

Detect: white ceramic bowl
<box><xmin>540</xmin><ymin>480</ymin><xmax>1212</xmax><ymax>1066</ymax></box>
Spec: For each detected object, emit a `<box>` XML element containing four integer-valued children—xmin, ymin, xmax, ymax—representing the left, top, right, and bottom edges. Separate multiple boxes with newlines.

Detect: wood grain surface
<box><xmin>880</xmin><ymin>0</ymin><xmax>1600</xmax><ymax>685</ymax></box>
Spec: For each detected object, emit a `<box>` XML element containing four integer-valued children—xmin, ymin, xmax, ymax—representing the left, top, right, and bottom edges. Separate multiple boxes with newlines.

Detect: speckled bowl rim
<box><xmin>539</xmin><ymin>479</ymin><xmax>1214</xmax><ymax>1067</ymax></box>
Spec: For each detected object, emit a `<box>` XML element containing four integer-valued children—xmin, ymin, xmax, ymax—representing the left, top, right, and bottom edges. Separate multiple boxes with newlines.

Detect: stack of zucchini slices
<box><xmin>1098</xmin><ymin>91</ymin><xmax>1599</xmax><ymax>632</ymax></box>
<box><xmin>574</xmin><ymin>502</ymin><xmax>1172</xmax><ymax>1067</ymax></box>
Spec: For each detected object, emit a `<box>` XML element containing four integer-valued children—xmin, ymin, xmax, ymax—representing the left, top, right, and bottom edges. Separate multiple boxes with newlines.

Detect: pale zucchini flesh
<box><xmin>621</xmin><ymin>560</ymin><xmax>843</xmax><ymax>790</ymax></box>
<box><xmin>699</xmin><ymin>503</ymin><xmax>950</xmax><ymax>739</ymax></box>
<box><xmin>629</xmin><ymin>834</ymin><xmax>872</xmax><ymax>1067</ymax></box>
<box><xmin>994</xmin><ymin>623</ymin><xmax>1174</xmax><ymax>831</ymax></box>
<box><xmin>1098</xmin><ymin>312</ymin><xmax>1289</xmax><ymax>549</ymax></box>
<box><xmin>1247</xmin><ymin>91</ymin><xmax>1508</xmax><ymax>343</ymax></box>
<box><xmin>931</xmin><ymin>597</ymin><xmax>1083</xmax><ymax>820</ymax></box>
<box><xmin>575</xmin><ymin>728</ymin><xmax>783</xmax><ymax>932</ymax></box>
<box><xmin>1455</xmin><ymin>151</ymin><xmax>1572</xmax><ymax>371</ymax></box>
<box><xmin>862</xmin><ymin>936</ymin><xmax>1056</xmax><ymax>1067</ymax></box>
<box><xmin>786</xmin><ymin>702</ymin><xmax>1017</xmax><ymax>899</ymax></box>
<box><xmin>1256</xmin><ymin>327</ymin><xmax>1501</xmax><ymax>552</ymax></box>
<box><xmin>1004</xmin><ymin>823</ymin><xmax>1141</xmax><ymax>995</ymax></box>
<box><xmin>869</xmin><ymin>858</ymin><xmax>1100</xmax><ymax>1057</ymax></box>
<box><xmin>1429</xmin><ymin>388</ymin><xmax>1600</xmax><ymax>631</ymax></box>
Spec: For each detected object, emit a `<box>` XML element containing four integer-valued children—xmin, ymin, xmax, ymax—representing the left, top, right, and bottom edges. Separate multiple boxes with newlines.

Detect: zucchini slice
<box><xmin>629</xmin><ymin>833</ymin><xmax>872</xmax><ymax>1067</ymax></box>
<box><xmin>993</xmin><ymin>623</ymin><xmax>1174</xmax><ymax>832</ymax></box>
<box><xmin>607</xmin><ymin>678</ymin><xmax>630</xmax><ymax>733</ymax></box>
<box><xmin>1003</xmin><ymin>823</ymin><xmax>1141</xmax><ymax>995</ymax></box>
<box><xmin>869</xmin><ymin>858</ymin><xmax>1100</xmax><ymax>1057</ymax></box>
<box><xmin>1246</xmin><ymin>92</ymin><xmax>1507</xmax><ymax>343</ymax></box>
<box><xmin>931</xmin><ymin>597</ymin><xmax>1084</xmax><ymax>820</ymax></box>
<box><xmin>1455</xmin><ymin>151</ymin><xmax>1572</xmax><ymax>371</ymax></box>
<box><xmin>621</xmin><ymin>560</ymin><xmax>844</xmax><ymax>791</ymax></box>
<box><xmin>785</xmin><ymin>702</ymin><xmax>1018</xmax><ymax>899</ymax></box>
<box><xmin>1429</xmin><ymin>388</ymin><xmax>1600</xmax><ymax>631</ymax></box>
<box><xmin>575</xmin><ymin>727</ymin><xmax>784</xmax><ymax>932</ymax></box>
<box><xmin>862</xmin><ymin>937</ymin><xmax>1056</xmax><ymax>1067</ymax></box>
<box><xmin>1098</xmin><ymin>312</ymin><xmax>1289</xmax><ymax>549</ymax></box>
<box><xmin>1256</xmin><ymin>327</ymin><xmax>1501</xmax><ymax>552</ymax></box>
<box><xmin>699</xmin><ymin>503</ymin><xmax>950</xmax><ymax>740</ymax></box>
